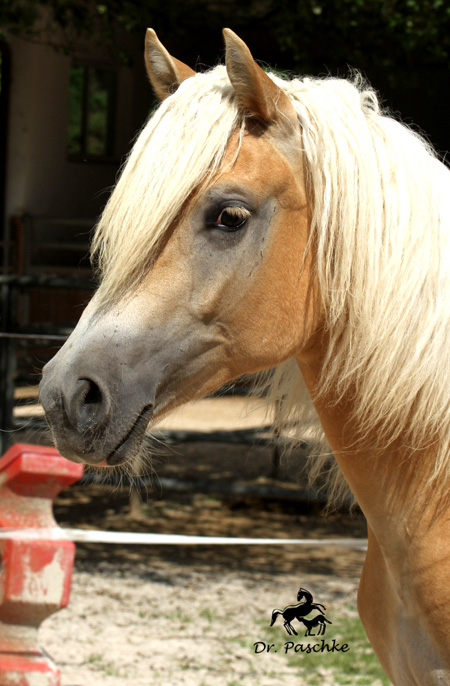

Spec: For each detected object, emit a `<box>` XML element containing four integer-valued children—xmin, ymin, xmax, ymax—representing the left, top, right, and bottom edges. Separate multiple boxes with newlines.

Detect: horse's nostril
<box><xmin>82</xmin><ymin>379</ymin><xmax>103</xmax><ymax>406</ymax></box>
<box><xmin>63</xmin><ymin>377</ymin><xmax>110</xmax><ymax>433</ymax></box>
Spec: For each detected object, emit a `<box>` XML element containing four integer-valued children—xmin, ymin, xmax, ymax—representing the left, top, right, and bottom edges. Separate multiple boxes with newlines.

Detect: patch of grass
<box><xmin>250</xmin><ymin>613</ymin><xmax>390</xmax><ymax>685</ymax></box>
<box><xmin>234</xmin><ymin>635</ymin><xmax>250</xmax><ymax>650</ymax></box>
<box><xmin>86</xmin><ymin>652</ymin><xmax>125</xmax><ymax>678</ymax></box>
<box><xmin>164</xmin><ymin>607</ymin><xmax>193</xmax><ymax>628</ymax></box>
<box><xmin>200</xmin><ymin>606</ymin><xmax>217</xmax><ymax>622</ymax></box>
<box><xmin>179</xmin><ymin>660</ymin><xmax>191</xmax><ymax>670</ymax></box>
<box><xmin>102</xmin><ymin>662</ymin><xmax>125</xmax><ymax>678</ymax></box>
<box><xmin>295</xmin><ymin>614</ymin><xmax>389</xmax><ymax>685</ymax></box>
<box><xmin>87</xmin><ymin>653</ymin><xmax>103</xmax><ymax>664</ymax></box>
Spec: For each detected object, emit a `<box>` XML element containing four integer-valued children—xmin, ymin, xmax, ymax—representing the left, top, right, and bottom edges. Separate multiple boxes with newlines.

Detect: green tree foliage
<box><xmin>2</xmin><ymin>0</ymin><xmax>450</xmax><ymax>73</ymax></box>
<box><xmin>272</xmin><ymin>0</ymin><xmax>450</xmax><ymax>77</ymax></box>
<box><xmin>2</xmin><ymin>0</ymin><xmax>449</xmax><ymax>150</ymax></box>
<box><xmin>0</xmin><ymin>0</ymin><xmax>96</xmax><ymax>46</ymax></box>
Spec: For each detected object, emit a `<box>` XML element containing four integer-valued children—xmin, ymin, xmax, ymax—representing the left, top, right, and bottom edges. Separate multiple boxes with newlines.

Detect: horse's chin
<box><xmin>105</xmin><ymin>403</ymin><xmax>154</xmax><ymax>467</ymax></box>
<box><xmin>55</xmin><ymin>432</ymin><xmax>145</xmax><ymax>469</ymax></box>
<box><xmin>49</xmin><ymin>403</ymin><xmax>154</xmax><ymax>469</ymax></box>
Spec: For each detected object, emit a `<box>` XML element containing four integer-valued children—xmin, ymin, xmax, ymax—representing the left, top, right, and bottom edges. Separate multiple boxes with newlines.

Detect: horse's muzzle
<box><xmin>39</xmin><ymin>353</ymin><xmax>155</xmax><ymax>467</ymax></box>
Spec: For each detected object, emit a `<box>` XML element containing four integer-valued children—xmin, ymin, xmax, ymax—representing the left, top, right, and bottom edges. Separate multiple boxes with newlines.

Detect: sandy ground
<box><xmin>41</xmin><ymin>557</ymin><xmax>364</xmax><ymax>686</ymax></box>
<box><xmin>38</xmin><ymin>475</ymin><xmax>370</xmax><ymax>686</ymax></box>
<box><xmin>14</xmin><ymin>394</ymin><xmax>378</xmax><ymax>685</ymax></box>
<box><xmin>41</xmin><ymin>483</ymin><xmax>369</xmax><ymax>686</ymax></box>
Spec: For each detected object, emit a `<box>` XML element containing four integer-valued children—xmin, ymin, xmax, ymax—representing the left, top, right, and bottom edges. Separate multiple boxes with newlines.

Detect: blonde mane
<box><xmin>92</xmin><ymin>66</ymin><xmax>242</xmax><ymax>304</ymax></box>
<box><xmin>93</xmin><ymin>65</ymin><xmax>450</xmax><ymax>492</ymax></box>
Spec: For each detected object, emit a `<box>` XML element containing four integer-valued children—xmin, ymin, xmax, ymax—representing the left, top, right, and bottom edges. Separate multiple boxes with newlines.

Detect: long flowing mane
<box><xmin>265</xmin><ymin>72</ymin><xmax>450</xmax><ymax>495</ymax></box>
<box><xmin>92</xmin><ymin>64</ymin><xmax>450</xmax><ymax>491</ymax></box>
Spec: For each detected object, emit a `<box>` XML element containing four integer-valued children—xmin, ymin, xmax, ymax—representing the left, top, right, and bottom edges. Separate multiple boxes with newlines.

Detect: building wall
<box><xmin>5</xmin><ymin>36</ymin><xmax>149</xmax><ymax>223</ymax></box>
<box><xmin>3</xmin><ymin>33</ymin><xmax>151</xmax><ymax>332</ymax></box>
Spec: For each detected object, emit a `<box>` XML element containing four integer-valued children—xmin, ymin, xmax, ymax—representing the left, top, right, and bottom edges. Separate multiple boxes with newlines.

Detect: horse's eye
<box><xmin>215</xmin><ymin>206</ymin><xmax>250</xmax><ymax>230</ymax></box>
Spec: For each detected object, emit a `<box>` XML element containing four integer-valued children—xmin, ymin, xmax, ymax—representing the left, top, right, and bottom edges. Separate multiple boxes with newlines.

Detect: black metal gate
<box><xmin>0</xmin><ymin>274</ymin><xmax>94</xmax><ymax>454</ymax></box>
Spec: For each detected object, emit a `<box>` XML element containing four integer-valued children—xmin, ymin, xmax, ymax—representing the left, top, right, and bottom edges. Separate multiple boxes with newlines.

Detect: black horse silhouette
<box><xmin>270</xmin><ymin>587</ymin><xmax>328</xmax><ymax>636</ymax></box>
<box><xmin>298</xmin><ymin>614</ymin><xmax>332</xmax><ymax>636</ymax></box>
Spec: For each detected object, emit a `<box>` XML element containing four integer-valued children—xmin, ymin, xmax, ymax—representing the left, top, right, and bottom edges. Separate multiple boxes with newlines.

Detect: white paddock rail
<box><xmin>0</xmin><ymin>527</ymin><xmax>368</xmax><ymax>550</ymax></box>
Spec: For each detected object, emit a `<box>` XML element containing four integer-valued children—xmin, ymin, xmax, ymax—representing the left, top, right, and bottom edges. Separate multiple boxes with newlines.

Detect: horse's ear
<box><xmin>223</xmin><ymin>28</ymin><xmax>297</xmax><ymax>128</ymax></box>
<box><xmin>145</xmin><ymin>29</ymin><xmax>196</xmax><ymax>101</ymax></box>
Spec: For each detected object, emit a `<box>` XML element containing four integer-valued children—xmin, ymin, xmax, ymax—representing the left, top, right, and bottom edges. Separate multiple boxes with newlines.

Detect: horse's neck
<box><xmin>296</xmin><ymin>353</ymin><xmax>441</xmax><ymax>542</ymax></box>
<box><xmin>297</xmin><ymin>353</ymin><xmax>450</xmax><ymax>681</ymax></box>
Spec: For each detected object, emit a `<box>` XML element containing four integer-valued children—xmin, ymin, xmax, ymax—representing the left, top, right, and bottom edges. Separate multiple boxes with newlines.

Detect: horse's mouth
<box><xmin>106</xmin><ymin>403</ymin><xmax>154</xmax><ymax>466</ymax></box>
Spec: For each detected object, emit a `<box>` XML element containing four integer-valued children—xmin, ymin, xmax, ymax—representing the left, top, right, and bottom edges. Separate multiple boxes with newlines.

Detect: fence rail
<box><xmin>0</xmin><ymin>526</ymin><xmax>368</xmax><ymax>549</ymax></box>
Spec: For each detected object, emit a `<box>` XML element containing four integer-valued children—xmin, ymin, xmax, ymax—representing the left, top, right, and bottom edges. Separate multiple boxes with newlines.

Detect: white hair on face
<box><xmin>92</xmin><ymin>66</ymin><xmax>241</xmax><ymax>305</ymax></box>
<box><xmin>92</xmin><ymin>64</ymin><xmax>450</xmax><ymax>497</ymax></box>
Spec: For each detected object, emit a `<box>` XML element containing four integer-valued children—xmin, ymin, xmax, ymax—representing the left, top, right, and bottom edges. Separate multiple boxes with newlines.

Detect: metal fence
<box><xmin>0</xmin><ymin>273</ymin><xmax>95</xmax><ymax>454</ymax></box>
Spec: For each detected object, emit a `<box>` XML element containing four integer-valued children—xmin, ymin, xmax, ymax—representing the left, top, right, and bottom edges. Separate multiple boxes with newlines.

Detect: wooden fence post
<box><xmin>0</xmin><ymin>443</ymin><xmax>83</xmax><ymax>686</ymax></box>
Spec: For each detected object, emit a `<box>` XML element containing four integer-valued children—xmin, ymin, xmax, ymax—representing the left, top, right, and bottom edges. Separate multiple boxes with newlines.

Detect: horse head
<box><xmin>39</xmin><ymin>30</ymin><xmax>320</xmax><ymax>467</ymax></box>
<box><xmin>297</xmin><ymin>587</ymin><xmax>313</xmax><ymax>603</ymax></box>
<box><xmin>38</xmin><ymin>26</ymin><xmax>450</xmax><ymax>685</ymax></box>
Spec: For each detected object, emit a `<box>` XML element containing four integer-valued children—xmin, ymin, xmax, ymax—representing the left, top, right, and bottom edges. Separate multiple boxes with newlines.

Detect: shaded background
<box><xmin>0</xmin><ymin>0</ymin><xmax>449</xmax><ymax>446</ymax></box>
<box><xmin>0</xmin><ymin>9</ymin><xmax>446</xmax><ymax>683</ymax></box>
<box><xmin>1</xmin><ymin>0</ymin><xmax>449</xmax><ymax>234</ymax></box>
<box><xmin>2</xmin><ymin>0</ymin><xmax>450</xmax><ymax>151</ymax></box>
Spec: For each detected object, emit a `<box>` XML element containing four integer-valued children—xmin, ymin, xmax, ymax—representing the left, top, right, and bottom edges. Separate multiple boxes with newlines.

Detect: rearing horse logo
<box><xmin>270</xmin><ymin>587</ymin><xmax>332</xmax><ymax>637</ymax></box>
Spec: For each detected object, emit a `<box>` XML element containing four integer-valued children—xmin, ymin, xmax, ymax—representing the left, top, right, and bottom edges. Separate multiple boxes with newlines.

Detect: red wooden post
<box><xmin>0</xmin><ymin>444</ymin><xmax>83</xmax><ymax>686</ymax></box>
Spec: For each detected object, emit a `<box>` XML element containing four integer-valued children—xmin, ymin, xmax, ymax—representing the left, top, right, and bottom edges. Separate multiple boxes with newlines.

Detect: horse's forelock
<box><xmin>91</xmin><ymin>65</ymin><xmax>241</xmax><ymax>305</ymax></box>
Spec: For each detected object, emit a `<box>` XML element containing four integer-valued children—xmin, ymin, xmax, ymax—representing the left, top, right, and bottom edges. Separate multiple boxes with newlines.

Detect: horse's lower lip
<box><xmin>106</xmin><ymin>403</ymin><xmax>154</xmax><ymax>466</ymax></box>
<box><xmin>106</xmin><ymin>452</ymin><xmax>127</xmax><ymax>466</ymax></box>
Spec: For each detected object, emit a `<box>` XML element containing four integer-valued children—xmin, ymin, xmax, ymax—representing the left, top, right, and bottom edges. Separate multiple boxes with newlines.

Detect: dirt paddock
<box><xmin>37</xmin><ymin>437</ymin><xmax>383</xmax><ymax>686</ymax></box>
<box><xmin>16</xmin><ymin>396</ymin><xmax>384</xmax><ymax>684</ymax></box>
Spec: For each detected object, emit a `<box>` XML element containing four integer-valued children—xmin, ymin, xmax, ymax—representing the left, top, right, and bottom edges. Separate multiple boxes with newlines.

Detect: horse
<box><xmin>39</xmin><ymin>27</ymin><xmax>450</xmax><ymax>685</ymax></box>
<box><xmin>297</xmin><ymin>587</ymin><xmax>327</xmax><ymax>613</ymax></box>
<box><xmin>270</xmin><ymin>605</ymin><xmax>321</xmax><ymax>637</ymax></box>
<box><xmin>298</xmin><ymin>615</ymin><xmax>332</xmax><ymax>637</ymax></box>
<box><xmin>270</xmin><ymin>588</ymin><xmax>327</xmax><ymax>636</ymax></box>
